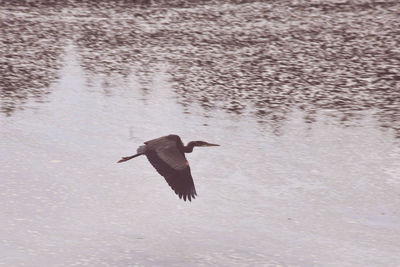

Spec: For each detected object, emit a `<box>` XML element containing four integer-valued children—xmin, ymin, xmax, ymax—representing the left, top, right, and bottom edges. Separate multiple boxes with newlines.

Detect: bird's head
<box><xmin>184</xmin><ymin>140</ymin><xmax>219</xmax><ymax>153</ymax></box>
<box><xmin>191</xmin><ymin>141</ymin><xmax>220</xmax><ymax>147</ymax></box>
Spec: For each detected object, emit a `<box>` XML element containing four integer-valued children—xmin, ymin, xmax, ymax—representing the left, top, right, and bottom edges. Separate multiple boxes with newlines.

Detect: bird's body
<box><xmin>118</xmin><ymin>134</ymin><xmax>219</xmax><ymax>201</ymax></box>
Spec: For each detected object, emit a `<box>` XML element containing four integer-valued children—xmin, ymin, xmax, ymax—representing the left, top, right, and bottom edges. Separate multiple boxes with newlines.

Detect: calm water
<box><xmin>1</xmin><ymin>1</ymin><xmax>400</xmax><ymax>266</ymax></box>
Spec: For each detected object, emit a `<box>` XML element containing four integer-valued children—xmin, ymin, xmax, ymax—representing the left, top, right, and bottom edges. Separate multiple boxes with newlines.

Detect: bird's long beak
<box><xmin>204</xmin><ymin>143</ymin><xmax>220</xmax><ymax>147</ymax></box>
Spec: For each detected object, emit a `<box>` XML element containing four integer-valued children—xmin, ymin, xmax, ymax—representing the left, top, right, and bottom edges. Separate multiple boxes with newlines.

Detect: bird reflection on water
<box><xmin>118</xmin><ymin>134</ymin><xmax>219</xmax><ymax>201</ymax></box>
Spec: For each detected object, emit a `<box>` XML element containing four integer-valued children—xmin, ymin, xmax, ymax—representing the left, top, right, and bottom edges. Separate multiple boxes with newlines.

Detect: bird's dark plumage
<box><xmin>145</xmin><ymin>135</ymin><xmax>196</xmax><ymax>201</ymax></box>
<box><xmin>117</xmin><ymin>134</ymin><xmax>219</xmax><ymax>201</ymax></box>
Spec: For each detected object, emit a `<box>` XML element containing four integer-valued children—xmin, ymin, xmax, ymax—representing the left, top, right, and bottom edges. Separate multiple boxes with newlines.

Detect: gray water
<box><xmin>1</xmin><ymin>1</ymin><xmax>400</xmax><ymax>266</ymax></box>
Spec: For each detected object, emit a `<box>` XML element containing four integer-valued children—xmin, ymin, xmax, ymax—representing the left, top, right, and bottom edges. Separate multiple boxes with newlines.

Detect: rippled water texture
<box><xmin>1</xmin><ymin>1</ymin><xmax>400</xmax><ymax>266</ymax></box>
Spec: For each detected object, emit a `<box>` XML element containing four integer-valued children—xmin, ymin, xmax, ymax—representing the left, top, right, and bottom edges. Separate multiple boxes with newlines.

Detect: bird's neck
<box><xmin>183</xmin><ymin>142</ymin><xmax>195</xmax><ymax>153</ymax></box>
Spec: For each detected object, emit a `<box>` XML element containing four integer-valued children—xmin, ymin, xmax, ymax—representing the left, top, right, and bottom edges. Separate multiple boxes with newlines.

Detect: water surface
<box><xmin>1</xmin><ymin>1</ymin><xmax>400</xmax><ymax>266</ymax></box>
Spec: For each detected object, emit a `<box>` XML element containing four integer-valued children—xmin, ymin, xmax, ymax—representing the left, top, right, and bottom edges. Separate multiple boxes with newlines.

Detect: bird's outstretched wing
<box><xmin>145</xmin><ymin>137</ymin><xmax>197</xmax><ymax>201</ymax></box>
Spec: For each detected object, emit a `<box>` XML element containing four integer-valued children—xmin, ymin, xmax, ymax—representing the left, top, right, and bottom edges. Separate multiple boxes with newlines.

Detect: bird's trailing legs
<box><xmin>117</xmin><ymin>153</ymin><xmax>142</xmax><ymax>163</ymax></box>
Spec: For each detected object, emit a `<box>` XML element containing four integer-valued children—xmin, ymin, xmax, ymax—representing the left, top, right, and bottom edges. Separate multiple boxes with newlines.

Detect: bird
<box><xmin>117</xmin><ymin>134</ymin><xmax>219</xmax><ymax>201</ymax></box>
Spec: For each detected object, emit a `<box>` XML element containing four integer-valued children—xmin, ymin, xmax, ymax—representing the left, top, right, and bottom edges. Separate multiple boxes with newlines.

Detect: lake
<box><xmin>1</xmin><ymin>1</ymin><xmax>400</xmax><ymax>266</ymax></box>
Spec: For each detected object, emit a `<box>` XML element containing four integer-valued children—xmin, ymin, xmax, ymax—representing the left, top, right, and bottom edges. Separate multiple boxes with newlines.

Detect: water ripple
<box><xmin>1</xmin><ymin>0</ymin><xmax>399</xmax><ymax>137</ymax></box>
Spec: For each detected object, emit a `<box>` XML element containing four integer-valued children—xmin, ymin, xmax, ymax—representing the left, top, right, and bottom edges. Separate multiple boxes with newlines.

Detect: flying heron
<box><xmin>117</xmin><ymin>134</ymin><xmax>219</xmax><ymax>201</ymax></box>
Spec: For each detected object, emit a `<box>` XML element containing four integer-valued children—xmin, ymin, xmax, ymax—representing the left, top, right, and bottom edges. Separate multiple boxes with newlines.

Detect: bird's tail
<box><xmin>117</xmin><ymin>153</ymin><xmax>142</xmax><ymax>163</ymax></box>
